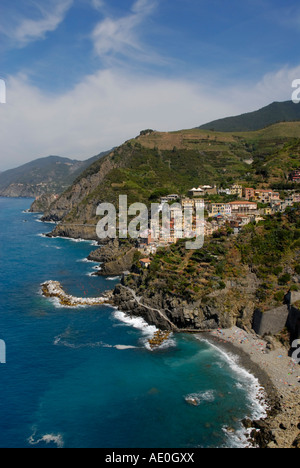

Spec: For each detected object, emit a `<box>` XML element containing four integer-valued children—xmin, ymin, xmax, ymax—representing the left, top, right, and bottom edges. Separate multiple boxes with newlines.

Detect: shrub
<box><xmin>274</xmin><ymin>291</ymin><xmax>285</xmax><ymax>303</ymax></box>
<box><xmin>278</xmin><ymin>273</ymin><xmax>291</xmax><ymax>285</ymax></box>
<box><xmin>273</xmin><ymin>266</ymin><xmax>283</xmax><ymax>276</ymax></box>
<box><xmin>295</xmin><ymin>265</ymin><xmax>300</xmax><ymax>275</ymax></box>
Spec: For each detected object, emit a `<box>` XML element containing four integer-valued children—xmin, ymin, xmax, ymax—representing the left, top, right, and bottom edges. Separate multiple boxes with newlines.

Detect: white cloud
<box><xmin>0</xmin><ymin>0</ymin><xmax>73</xmax><ymax>47</ymax></box>
<box><xmin>91</xmin><ymin>0</ymin><xmax>157</xmax><ymax>62</ymax></box>
<box><xmin>0</xmin><ymin>64</ymin><xmax>298</xmax><ymax>170</ymax></box>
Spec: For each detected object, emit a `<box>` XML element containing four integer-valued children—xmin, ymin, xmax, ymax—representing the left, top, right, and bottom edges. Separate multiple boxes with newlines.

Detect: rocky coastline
<box><xmin>38</xmin><ymin>218</ymin><xmax>300</xmax><ymax>448</ymax></box>
<box><xmin>41</xmin><ymin>280</ymin><xmax>112</xmax><ymax>307</ymax></box>
<box><xmin>112</xmin><ymin>282</ymin><xmax>300</xmax><ymax>448</ymax></box>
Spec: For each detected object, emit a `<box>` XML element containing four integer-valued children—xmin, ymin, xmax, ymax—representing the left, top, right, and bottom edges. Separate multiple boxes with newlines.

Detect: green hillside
<box><xmin>199</xmin><ymin>101</ymin><xmax>300</xmax><ymax>132</ymax></box>
<box><xmin>50</xmin><ymin>121</ymin><xmax>300</xmax><ymax>232</ymax></box>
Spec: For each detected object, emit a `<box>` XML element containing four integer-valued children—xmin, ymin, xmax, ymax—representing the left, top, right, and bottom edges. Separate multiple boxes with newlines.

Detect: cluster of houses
<box><xmin>137</xmin><ymin>183</ymin><xmax>300</xmax><ymax>265</ymax></box>
<box><xmin>289</xmin><ymin>168</ymin><xmax>300</xmax><ymax>183</ymax></box>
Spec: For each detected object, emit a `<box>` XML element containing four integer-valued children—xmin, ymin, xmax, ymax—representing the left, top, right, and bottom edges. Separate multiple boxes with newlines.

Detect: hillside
<box><xmin>0</xmin><ymin>152</ymin><xmax>109</xmax><ymax>198</ymax></box>
<box><xmin>199</xmin><ymin>101</ymin><xmax>300</xmax><ymax>132</ymax></box>
<box><xmin>113</xmin><ymin>204</ymin><xmax>300</xmax><ymax>332</ymax></box>
<box><xmin>43</xmin><ymin>122</ymin><xmax>300</xmax><ymax>239</ymax></box>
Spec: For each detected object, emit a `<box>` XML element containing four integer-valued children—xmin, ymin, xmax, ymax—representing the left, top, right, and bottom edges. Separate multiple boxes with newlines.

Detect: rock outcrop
<box><xmin>41</xmin><ymin>280</ymin><xmax>112</xmax><ymax>307</ymax></box>
<box><xmin>88</xmin><ymin>239</ymin><xmax>137</xmax><ymax>276</ymax></box>
<box><xmin>112</xmin><ymin>277</ymin><xmax>258</xmax><ymax>332</ymax></box>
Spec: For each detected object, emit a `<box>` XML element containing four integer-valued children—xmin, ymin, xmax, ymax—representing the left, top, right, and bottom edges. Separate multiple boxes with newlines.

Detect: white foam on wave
<box><xmin>54</xmin><ymin>331</ymin><xmax>138</xmax><ymax>351</ymax></box>
<box><xmin>113</xmin><ymin>310</ymin><xmax>157</xmax><ymax>336</ymax></box>
<box><xmin>54</xmin><ymin>236</ymin><xmax>99</xmax><ymax>246</ymax></box>
<box><xmin>54</xmin><ymin>334</ymin><xmax>112</xmax><ymax>349</ymax></box>
<box><xmin>28</xmin><ymin>431</ymin><xmax>64</xmax><ymax>448</ymax></box>
<box><xmin>113</xmin><ymin>310</ymin><xmax>176</xmax><ymax>351</ymax></box>
<box><xmin>198</xmin><ymin>337</ymin><xmax>268</xmax><ymax>421</ymax></box>
<box><xmin>107</xmin><ymin>276</ymin><xmax>121</xmax><ymax>281</ymax></box>
<box><xmin>185</xmin><ymin>390</ymin><xmax>215</xmax><ymax>406</ymax></box>
<box><xmin>76</xmin><ymin>257</ymin><xmax>99</xmax><ymax>264</ymax></box>
<box><xmin>46</xmin><ymin>296</ymin><xmax>90</xmax><ymax>310</ymax></box>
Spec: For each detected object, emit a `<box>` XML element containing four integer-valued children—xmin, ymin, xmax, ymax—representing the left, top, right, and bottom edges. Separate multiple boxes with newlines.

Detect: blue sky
<box><xmin>1</xmin><ymin>0</ymin><xmax>300</xmax><ymax>169</ymax></box>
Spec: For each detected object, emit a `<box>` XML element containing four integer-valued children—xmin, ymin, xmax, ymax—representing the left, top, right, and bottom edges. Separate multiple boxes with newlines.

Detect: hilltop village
<box><xmin>137</xmin><ymin>180</ymin><xmax>300</xmax><ymax>262</ymax></box>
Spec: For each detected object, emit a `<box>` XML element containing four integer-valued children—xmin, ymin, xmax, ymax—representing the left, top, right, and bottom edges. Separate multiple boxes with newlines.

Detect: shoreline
<box><xmin>200</xmin><ymin>327</ymin><xmax>300</xmax><ymax>448</ymax></box>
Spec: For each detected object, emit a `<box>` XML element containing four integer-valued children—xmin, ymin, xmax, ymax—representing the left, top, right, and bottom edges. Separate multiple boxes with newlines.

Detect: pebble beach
<box><xmin>203</xmin><ymin>327</ymin><xmax>300</xmax><ymax>448</ymax></box>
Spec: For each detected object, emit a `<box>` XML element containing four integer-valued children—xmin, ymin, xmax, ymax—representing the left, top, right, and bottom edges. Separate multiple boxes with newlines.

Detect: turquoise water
<box><xmin>0</xmin><ymin>198</ymin><xmax>266</xmax><ymax>448</ymax></box>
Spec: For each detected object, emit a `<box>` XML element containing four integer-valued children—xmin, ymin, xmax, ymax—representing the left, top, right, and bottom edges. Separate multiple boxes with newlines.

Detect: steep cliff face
<box><xmin>29</xmin><ymin>194</ymin><xmax>59</xmax><ymax>213</ymax></box>
<box><xmin>111</xmin><ymin>233</ymin><xmax>261</xmax><ymax>332</ymax></box>
<box><xmin>88</xmin><ymin>238</ymin><xmax>137</xmax><ymax>276</ymax></box>
<box><xmin>42</xmin><ymin>153</ymin><xmax>117</xmax><ymax>222</ymax></box>
<box><xmin>112</xmin><ymin>275</ymin><xmax>258</xmax><ymax>332</ymax></box>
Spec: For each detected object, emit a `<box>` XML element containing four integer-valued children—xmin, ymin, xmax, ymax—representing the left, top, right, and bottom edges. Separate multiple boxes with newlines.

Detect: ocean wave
<box><xmin>76</xmin><ymin>257</ymin><xmax>99</xmax><ymax>264</ymax></box>
<box><xmin>113</xmin><ymin>310</ymin><xmax>158</xmax><ymax>340</ymax></box>
<box><xmin>54</xmin><ymin>334</ymin><xmax>112</xmax><ymax>349</ymax></box>
<box><xmin>222</xmin><ymin>424</ymin><xmax>253</xmax><ymax>449</ymax></box>
<box><xmin>184</xmin><ymin>390</ymin><xmax>216</xmax><ymax>406</ymax></box>
<box><xmin>54</xmin><ymin>236</ymin><xmax>99</xmax><ymax>246</ymax></box>
<box><xmin>86</xmin><ymin>272</ymin><xmax>97</xmax><ymax>277</ymax></box>
<box><xmin>28</xmin><ymin>431</ymin><xmax>64</xmax><ymax>448</ymax></box>
<box><xmin>107</xmin><ymin>276</ymin><xmax>121</xmax><ymax>281</ymax></box>
<box><xmin>54</xmin><ymin>332</ymin><xmax>138</xmax><ymax>351</ymax></box>
<box><xmin>198</xmin><ymin>337</ymin><xmax>268</xmax><ymax>421</ymax></box>
<box><xmin>113</xmin><ymin>310</ymin><xmax>176</xmax><ymax>351</ymax></box>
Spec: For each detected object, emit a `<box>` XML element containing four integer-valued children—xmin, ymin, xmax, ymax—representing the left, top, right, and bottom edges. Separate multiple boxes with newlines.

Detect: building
<box><xmin>189</xmin><ymin>187</ymin><xmax>204</xmax><ymax>197</ymax></box>
<box><xmin>218</xmin><ymin>187</ymin><xmax>231</xmax><ymax>196</ymax></box>
<box><xmin>208</xmin><ymin>203</ymin><xmax>232</xmax><ymax>217</ymax></box>
<box><xmin>194</xmin><ymin>199</ymin><xmax>205</xmax><ymax>210</ymax></box>
<box><xmin>181</xmin><ymin>198</ymin><xmax>194</xmax><ymax>209</ymax></box>
<box><xmin>289</xmin><ymin>169</ymin><xmax>300</xmax><ymax>183</ymax></box>
<box><xmin>244</xmin><ymin>187</ymin><xmax>256</xmax><ymax>200</ymax></box>
<box><xmin>140</xmin><ymin>258</ymin><xmax>152</xmax><ymax>268</ymax></box>
<box><xmin>160</xmin><ymin>194</ymin><xmax>180</xmax><ymax>204</ymax></box>
<box><xmin>200</xmin><ymin>185</ymin><xmax>217</xmax><ymax>195</ymax></box>
<box><xmin>230</xmin><ymin>184</ymin><xmax>243</xmax><ymax>198</ymax></box>
<box><xmin>293</xmin><ymin>193</ymin><xmax>300</xmax><ymax>203</ymax></box>
<box><xmin>228</xmin><ymin>201</ymin><xmax>258</xmax><ymax>215</ymax></box>
<box><xmin>255</xmin><ymin>189</ymin><xmax>280</xmax><ymax>204</ymax></box>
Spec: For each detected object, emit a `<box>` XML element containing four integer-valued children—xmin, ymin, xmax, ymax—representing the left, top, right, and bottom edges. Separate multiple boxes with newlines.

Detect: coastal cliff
<box><xmin>112</xmin><ymin>274</ymin><xmax>258</xmax><ymax>332</ymax></box>
<box><xmin>88</xmin><ymin>238</ymin><xmax>137</xmax><ymax>276</ymax></box>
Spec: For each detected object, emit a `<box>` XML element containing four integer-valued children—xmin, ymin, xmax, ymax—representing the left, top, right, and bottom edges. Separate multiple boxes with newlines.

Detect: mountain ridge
<box><xmin>199</xmin><ymin>100</ymin><xmax>300</xmax><ymax>132</ymax></box>
<box><xmin>41</xmin><ymin>120</ymin><xmax>300</xmax><ymax>240</ymax></box>
<box><xmin>0</xmin><ymin>151</ymin><xmax>110</xmax><ymax>198</ymax></box>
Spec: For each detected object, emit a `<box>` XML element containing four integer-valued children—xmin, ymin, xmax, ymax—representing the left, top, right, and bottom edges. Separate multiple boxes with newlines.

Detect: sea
<box><xmin>0</xmin><ymin>197</ymin><xmax>267</xmax><ymax>448</ymax></box>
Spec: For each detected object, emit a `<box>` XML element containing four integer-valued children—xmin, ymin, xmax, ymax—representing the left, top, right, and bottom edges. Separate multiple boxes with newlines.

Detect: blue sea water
<box><xmin>0</xmin><ymin>197</ymin><xmax>266</xmax><ymax>448</ymax></box>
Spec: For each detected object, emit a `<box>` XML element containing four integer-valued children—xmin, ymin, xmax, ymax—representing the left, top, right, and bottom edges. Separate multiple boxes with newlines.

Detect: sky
<box><xmin>1</xmin><ymin>0</ymin><xmax>300</xmax><ymax>170</ymax></box>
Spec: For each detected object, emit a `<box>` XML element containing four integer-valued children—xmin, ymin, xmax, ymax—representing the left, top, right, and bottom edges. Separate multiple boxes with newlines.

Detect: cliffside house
<box><xmin>289</xmin><ymin>169</ymin><xmax>300</xmax><ymax>183</ymax></box>
<box><xmin>189</xmin><ymin>187</ymin><xmax>204</xmax><ymax>197</ymax></box>
<box><xmin>255</xmin><ymin>189</ymin><xmax>280</xmax><ymax>204</ymax></box>
<box><xmin>230</xmin><ymin>184</ymin><xmax>243</xmax><ymax>198</ymax></box>
<box><xmin>140</xmin><ymin>258</ymin><xmax>152</xmax><ymax>268</ymax></box>
<box><xmin>228</xmin><ymin>200</ymin><xmax>258</xmax><ymax>215</ymax></box>
<box><xmin>244</xmin><ymin>187</ymin><xmax>256</xmax><ymax>200</ymax></box>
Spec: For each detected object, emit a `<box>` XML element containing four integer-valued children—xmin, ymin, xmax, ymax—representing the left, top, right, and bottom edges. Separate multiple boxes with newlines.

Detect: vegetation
<box><xmin>199</xmin><ymin>100</ymin><xmax>300</xmax><ymax>132</ymax></box>
<box><xmin>124</xmin><ymin>205</ymin><xmax>300</xmax><ymax>309</ymax></box>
